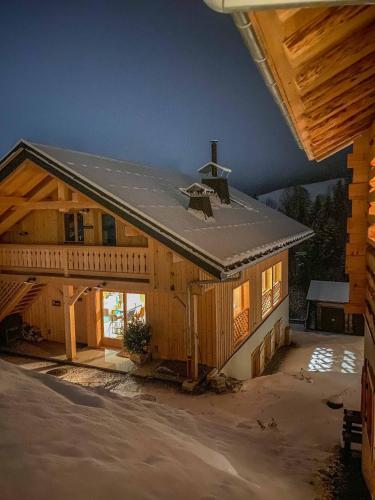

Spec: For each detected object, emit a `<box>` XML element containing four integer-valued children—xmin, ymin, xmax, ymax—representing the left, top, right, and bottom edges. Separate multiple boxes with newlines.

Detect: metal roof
<box><xmin>307</xmin><ymin>280</ymin><xmax>350</xmax><ymax>304</ymax></box>
<box><xmin>0</xmin><ymin>140</ymin><xmax>314</xmax><ymax>278</ymax></box>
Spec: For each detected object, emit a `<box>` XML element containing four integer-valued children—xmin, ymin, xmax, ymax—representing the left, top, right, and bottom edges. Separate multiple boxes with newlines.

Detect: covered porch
<box><xmin>0</xmin><ymin>338</ymin><xmax>164</xmax><ymax>376</ymax></box>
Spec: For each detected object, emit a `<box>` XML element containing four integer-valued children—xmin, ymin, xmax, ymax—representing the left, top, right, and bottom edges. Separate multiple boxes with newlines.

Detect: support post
<box><xmin>86</xmin><ymin>290</ymin><xmax>102</xmax><ymax>347</ymax></box>
<box><xmin>63</xmin><ymin>285</ymin><xmax>77</xmax><ymax>360</ymax></box>
<box><xmin>193</xmin><ymin>293</ymin><xmax>199</xmax><ymax>381</ymax></box>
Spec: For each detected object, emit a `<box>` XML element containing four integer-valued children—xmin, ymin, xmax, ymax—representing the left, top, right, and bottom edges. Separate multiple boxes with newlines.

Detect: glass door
<box><xmin>102</xmin><ymin>291</ymin><xmax>125</xmax><ymax>341</ymax></box>
<box><xmin>102</xmin><ymin>291</ymin><xmax>146</xmax><ymax>344</ymax></box>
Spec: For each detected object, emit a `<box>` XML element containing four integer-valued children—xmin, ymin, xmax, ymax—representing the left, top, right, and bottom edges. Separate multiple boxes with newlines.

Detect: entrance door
<box><xmin>321</xmin><ymin>306</ymin><xmax>345</xmax><ymax>333</ymax></box>
<box><xmin>102</xmin><ymin>291</ymin><xmax>125</xmax><ymax>343</ymax></box>
<box><xmin>101</xmin><ymin>291</ymin><xmax>146</xmax><ymax>345</ymax></box>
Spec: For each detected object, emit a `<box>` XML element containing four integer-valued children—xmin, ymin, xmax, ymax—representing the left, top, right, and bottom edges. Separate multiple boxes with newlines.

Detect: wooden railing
<box><xmin>273</xmin><ymin>281</ymin><xmax>281</xmax><ymax>305</ymax></box>
<box><xmin>262</xmin><ymin>281</ymin><xmax>282</xmax><ymax>318</ymax></box>
<box><xmin>233</xmin><ymin>307</ymin><xmax>250</xmax><ymax>347</ymax></box>
<box><xmin>0</xmin><ymin>244</ymin><xmax>149</xmax><ymax>277</ymax></box>
<box><xmin>262</xmin><ymin>289</ymin><xmax>273</xmax><ymax>318</ymax></box>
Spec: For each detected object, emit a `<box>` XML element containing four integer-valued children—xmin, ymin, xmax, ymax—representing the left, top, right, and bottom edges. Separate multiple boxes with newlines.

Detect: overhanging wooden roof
<box><xmin>246</xmin><ymin>5</ymin><xmax>375</xmax><ymax>160</ymax></box>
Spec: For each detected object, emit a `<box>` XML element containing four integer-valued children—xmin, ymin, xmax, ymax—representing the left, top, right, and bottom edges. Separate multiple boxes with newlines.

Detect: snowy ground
<box><xmin>0</xmin><ymin>330</ymin><xmax>363</xmax><ymax>500</ymax></box>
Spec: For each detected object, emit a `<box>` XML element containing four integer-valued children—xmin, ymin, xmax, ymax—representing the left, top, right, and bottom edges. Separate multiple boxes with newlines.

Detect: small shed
<box><xmin>306</xmin><ymin>280</ymin><xmax>363</xmax><ymax>335</ymax></box>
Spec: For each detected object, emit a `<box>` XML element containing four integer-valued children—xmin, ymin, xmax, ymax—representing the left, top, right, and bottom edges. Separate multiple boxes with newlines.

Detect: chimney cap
<box><xmin>198</xmin><ymin>162</ymin><xmax>231</xmax><ymax>177</ymax></box>
<box><xmin>179</xmin><ymin>182</ymin><xmax>215</xmax><ymax>197</ymax></box>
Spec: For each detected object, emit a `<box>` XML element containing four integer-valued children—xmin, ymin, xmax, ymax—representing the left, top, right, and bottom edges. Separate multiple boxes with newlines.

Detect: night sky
<box><xmin>0</xmin><ymin>0</ymin><xmax>348</xmax><ymax>195</ymax></box>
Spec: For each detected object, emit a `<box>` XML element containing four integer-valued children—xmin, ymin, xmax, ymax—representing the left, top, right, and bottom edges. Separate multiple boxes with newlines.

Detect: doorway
<box><xmin>101</xmin><ymin>291</ymin><xmax>146</xmax><ymax>345</ymax></box>
<box><xmin>321</xmin><ymin>306</ymin><xmax>345</xmax><ymax>334</ymax></box>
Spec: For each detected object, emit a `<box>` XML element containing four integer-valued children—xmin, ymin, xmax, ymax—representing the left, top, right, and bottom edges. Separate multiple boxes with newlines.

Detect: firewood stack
<box><xmin>20</xmin><ymin>323</ymin><xmax>43</xmax><ymax>343</ymax></box>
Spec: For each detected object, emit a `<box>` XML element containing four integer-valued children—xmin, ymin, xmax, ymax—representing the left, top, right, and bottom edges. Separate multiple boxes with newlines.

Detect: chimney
<box><xmin>211</xmin><ymin>140</ymin><xmax>218</xmax><ymax>176</ymax></box>
<box><xmin>180</xmin><ymin>183</ymin><xmax>214</xmax><ymax>219</ymax></box>
<box><xmin>199</xmin><ymin>141</ymin><xmax>231</xmax><ymax>205</ymax></box>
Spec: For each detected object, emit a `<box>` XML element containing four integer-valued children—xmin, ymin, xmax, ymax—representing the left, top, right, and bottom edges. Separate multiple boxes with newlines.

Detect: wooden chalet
<box><xmin>0</xmin><ymin>140</ymin><xmax>311</xmax><ymax>381</ymax></box>
<box><xmin>203</xmin><ymin>0</ymin><xmax>375</xmax><ymax>493</ymax></box>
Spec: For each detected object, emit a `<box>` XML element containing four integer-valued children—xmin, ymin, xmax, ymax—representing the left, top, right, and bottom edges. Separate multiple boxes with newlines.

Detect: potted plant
<box><xmin>123</xmin><ymin>317</ymin><xmax>151</xmax><ymax>364</ymax></box>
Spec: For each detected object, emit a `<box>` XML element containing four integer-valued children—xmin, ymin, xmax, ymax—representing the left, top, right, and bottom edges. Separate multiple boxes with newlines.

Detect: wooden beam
<box><xmin>309</xmin><ymin>94</ymin><xmax>375</xmax><ymax>140</ymax></box>
<box><xmin>0</xmin><ymin>271</ymin><xmax>152</xmax><ymax>291</ymax></box>
<box><xmin>0</xmin><ymin>282</ymin><xmax>33</xmax><ymax>322</ymax></box>
<box><xmin>305</xmin><ymin>77</ymin><xmax>375</xmax><ymax>128</ymax></box>
<box><xmin>295</xmin><ymin>21</ymin><xmax>375</xmax><ymax>93</ymax></box>
<box><xmin>0</xmin><ymin>196</ymin><xmax>26</xmax><ymax>204</ymax></box>
<box><xmin>8</xmin><ymin>200</ymin><xmax>98</xmax><ymax>210</ymax></box>
<box><xmin>86</xmin><ymin>291</ymin><xmax>102</xmax><ymax>348</ymax></box>
<box><xmin>68</xmin><ymin>286</ymin><xmax>89</xmax><ymax>306</ymax></box>
<box><xmin>284</xmin><ymin>6</ymin><xmax>375</xmax><ymax>67</ymax></box>
<box><xmin>63</xmin><ymin>284</ymin><xmax>77</xmax><ymax>361</ymax></box>
<box><xmin>312</xmin><ymin>115</ymin><xmax>375</xmax><ymax>158</ymax></box>
<box><xmin>0</xmin><ymin>178</ymin><xmax>57</xmax><ymax>235</ymax></box>
<box><xmin>303</xmin><ymin>53</ymin><xmax>375</xmax><ymax>111</ymax></box>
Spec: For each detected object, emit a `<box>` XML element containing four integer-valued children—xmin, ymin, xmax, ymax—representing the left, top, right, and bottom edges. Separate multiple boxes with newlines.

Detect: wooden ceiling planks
<box><xmin>249</xmin><ymin>5</ymin><xmax>375</xmax><ymax>161</ymax></box>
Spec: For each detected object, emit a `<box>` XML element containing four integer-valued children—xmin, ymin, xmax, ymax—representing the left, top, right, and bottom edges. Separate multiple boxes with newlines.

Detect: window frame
<box><xmin>63</xmin><ymin>212</ymin><xmax>84</xmax><ymax>244</ymax></box>
<box><xmin>101</xmin><ymin>290</ymin><xmax>147</xmax><ymax>345</ymax></box>
<box><xmin>261</xmin><ymin>261</ymin><xmax>282</xmax><ymax>318</ymax></box>
<box><xmin>101</xmin><ymin>213</ymin><xmax>117</xmax><ymax>246</ymax></box>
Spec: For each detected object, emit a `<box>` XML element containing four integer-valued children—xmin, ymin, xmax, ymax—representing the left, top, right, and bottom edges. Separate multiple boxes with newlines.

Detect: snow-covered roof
<box><xmin>0</xmin><ymin>140</ymin><xmax>314</xmax><ymax>278</ymax></box>
<box><xmin>307</xmin><ymin>280</ymin><xmax>349</xmax><ymax>304</ymax></box>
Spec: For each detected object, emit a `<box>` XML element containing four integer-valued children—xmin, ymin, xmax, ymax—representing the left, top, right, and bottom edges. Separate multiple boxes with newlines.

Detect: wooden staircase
<box><xmin>0</xmin><ymin>281</ymin><xmax>44</xmax><ymax>322</ymax></box>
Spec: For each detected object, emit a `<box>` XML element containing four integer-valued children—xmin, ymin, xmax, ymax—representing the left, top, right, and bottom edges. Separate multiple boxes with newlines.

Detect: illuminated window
<box><xmin>233</xmin><ymin>281</ymin><xmax>250</xmax><ymax>346</ymax></box>
<box><xmin>64</xmin><ymin>212</ymin><xmax>84</xmax><ymax>243</ymax></box>
<box><xmin>102</xmin><ymin>291</ymin><xmax>146</xmax><ymax>340</ymax></box>
<box><xmin>262</xmin><ymin>262</ymin><xmax>282</xmax><ymax>317</ymax></box>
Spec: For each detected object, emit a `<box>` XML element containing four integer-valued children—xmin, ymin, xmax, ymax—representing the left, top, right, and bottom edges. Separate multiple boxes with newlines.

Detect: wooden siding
<box><xmin>345</xmin><ymin>120</ymin><xmax>375</xmax><ymax>314</ymax></box>
<box><xmin>215</xmin><ymin>251</ymin><xmax>288</xmax><ymax>370</ymax></box>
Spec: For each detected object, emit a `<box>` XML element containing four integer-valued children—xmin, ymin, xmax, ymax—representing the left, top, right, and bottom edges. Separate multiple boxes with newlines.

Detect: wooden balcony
<box><xmin>0</xmin><ymin>244</ymin><xmax>149</xmax><ymax>279</ymax></box>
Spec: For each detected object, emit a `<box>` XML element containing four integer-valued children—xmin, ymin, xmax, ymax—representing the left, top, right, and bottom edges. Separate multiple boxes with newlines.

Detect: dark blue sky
<box><xmin>0</xmin><ymin>0</ymin><xmax>347</xmax><ymax>195</ymax></box>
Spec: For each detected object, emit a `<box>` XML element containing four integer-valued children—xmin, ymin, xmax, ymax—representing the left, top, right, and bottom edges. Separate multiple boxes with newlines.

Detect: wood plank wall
<box><xmin>346</xmin><ymin>120</ymin><xmax>375</xmax><ymax>314</ymax></box>
<box><xmin>215</xmin><ymin>251</ymin><xmax>288</xmax><ymax>369</ymax></box>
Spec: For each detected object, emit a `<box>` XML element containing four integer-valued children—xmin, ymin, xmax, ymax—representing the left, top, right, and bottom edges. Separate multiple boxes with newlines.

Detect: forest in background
<box><xmin>263</xmin><ymin>179</ymin><xmax>349</xmax><ymax>320</ymax></box>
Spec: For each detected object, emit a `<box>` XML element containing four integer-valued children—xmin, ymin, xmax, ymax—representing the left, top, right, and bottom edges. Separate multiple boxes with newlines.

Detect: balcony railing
<box><xmin>262</xmin><ymin>289</ymin><xmax>273</xmax><ymax>318</ymax></box>
<box><xmin>262</xmin><ymin>281</ymin><xmax>282</xmax><ymax>318</ymax></box>
<box><xmin>0</xmin><ymin>244</ymin><xmax>149</xmax><ymax>278</ymax></box>
<box><xmin>273</xmin><ymin>281</ymin><xmax>281</xmax><ymax>306</ymax></box>
<box><xmin>233</xmin><ymin>307</ymin><xmax>250</xmax><ymax>347</ymax></box>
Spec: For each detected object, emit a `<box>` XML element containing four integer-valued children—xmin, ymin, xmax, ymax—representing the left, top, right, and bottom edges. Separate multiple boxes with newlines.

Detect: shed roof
<box><xmin>0</xmin><ymin>140</ymin><xmax>313</xmax><ymax>278</ymax></box>
<box><xmin>307</xmin><ymin>280</ymin><xmax>350</xmax><ymax>304</ymax></box>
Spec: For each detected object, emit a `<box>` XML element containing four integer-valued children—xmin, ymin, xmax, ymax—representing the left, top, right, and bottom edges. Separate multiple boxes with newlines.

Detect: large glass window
<box><xmin>262</xmin><ymin>262</ymin><xmax>282</xmax><ymax>318</ymax></box>
<box><xmin>102</xmin><ymin>291</ymin><xmax>146</xmax><ymax>340</ymax></box>
<box><xmin>64</xmin><ymin>212</ymin><xmax>84</xmax><ymax>243</ymax></box>
<box><xmin>102</xmin><ymin>213</ymin><xmax>116</xmax><ymax>246</ymax></box>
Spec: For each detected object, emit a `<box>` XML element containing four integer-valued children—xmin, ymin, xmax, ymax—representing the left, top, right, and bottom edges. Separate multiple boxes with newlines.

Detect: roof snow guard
<box><xmin>0</xmin><ymin>140</ymin><xmax>314</xmax><ymax>279</ymax></box>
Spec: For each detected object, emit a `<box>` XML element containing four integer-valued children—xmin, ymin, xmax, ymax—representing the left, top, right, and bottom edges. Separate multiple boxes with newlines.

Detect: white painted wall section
<box><xmin>221</xmin><ymin>297</ymin><xmax>289</xmax><ymax>380</ymax></box>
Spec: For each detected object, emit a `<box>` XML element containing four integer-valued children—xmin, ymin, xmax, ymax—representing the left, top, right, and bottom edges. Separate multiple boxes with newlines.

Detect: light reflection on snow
<box><xmin>307</xmin><ymin>347</ymin><xmax>358</xmax><ymax>374</ymax></box>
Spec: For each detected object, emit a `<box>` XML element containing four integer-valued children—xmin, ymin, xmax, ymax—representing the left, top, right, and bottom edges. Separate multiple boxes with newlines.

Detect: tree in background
<box><xmin>277</xmin><ymin>180</ymin><xmax>348</xmax><ymax>319</ymax></box>
<box><xmin>279</xmin><ymin>186</ymin><xmax>312</xmax><ymax>293</ymax></box>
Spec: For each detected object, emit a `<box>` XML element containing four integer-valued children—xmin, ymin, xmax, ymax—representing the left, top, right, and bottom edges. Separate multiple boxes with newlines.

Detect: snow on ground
<box><xmin>0</xmin><ymin>330</ymin><xmax>363</xmax><ymax>500</ymax></box>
